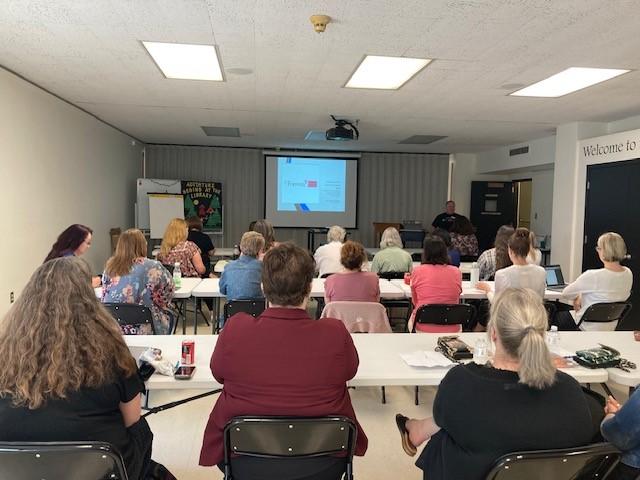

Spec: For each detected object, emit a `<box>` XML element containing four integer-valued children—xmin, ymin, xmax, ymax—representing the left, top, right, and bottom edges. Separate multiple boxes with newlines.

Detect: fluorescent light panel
<box><xmin>142</xmin><ymin>41</ymin><xmax>223</xmax><ymax>81</ymax></box>
<box><xmin>346</xmin><ymin>55</ymin><xmax>432</xmax><ymax>90</ymax></box>
<box><xmin>510</xmin><ymin>67</ymin><xmax>629</xmax><ymax>97</ymax></box>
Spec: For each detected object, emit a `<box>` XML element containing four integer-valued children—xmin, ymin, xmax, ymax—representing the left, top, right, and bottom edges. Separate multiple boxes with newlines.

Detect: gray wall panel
<box><xmin>145</xmin><ymin>145</ymin><xmax>449</xmax><ymax>248</ymax></box>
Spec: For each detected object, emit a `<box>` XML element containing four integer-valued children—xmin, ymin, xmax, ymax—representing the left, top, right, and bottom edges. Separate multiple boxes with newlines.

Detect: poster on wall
<box><xmin>181</xmin><ymin>180</ymin><xmax>223</xmax><ymax>232</ymax></box>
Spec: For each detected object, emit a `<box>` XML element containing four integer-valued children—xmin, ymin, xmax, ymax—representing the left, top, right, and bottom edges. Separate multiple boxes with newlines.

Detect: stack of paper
<box><xmin>400</xmin><ymin>351</ymin><xmax>455</xmax><ymax>368</ymax></box>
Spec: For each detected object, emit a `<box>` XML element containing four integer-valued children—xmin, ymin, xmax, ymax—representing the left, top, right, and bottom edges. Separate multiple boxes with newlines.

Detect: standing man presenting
<box><xmin>432</xmin><ymin>200</ymin><xmax>462</xmax><ymax>231</ymax></box>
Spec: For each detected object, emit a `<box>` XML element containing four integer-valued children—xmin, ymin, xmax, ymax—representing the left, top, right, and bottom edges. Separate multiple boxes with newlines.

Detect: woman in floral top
<box><xmin>157</xmin><ymin>218</ymin><xmax>206</xmax><ymax>277</ymax></box>
<box><xmin>449</xmin><ymin>216</ymin><xmax>479</xmax><ymax>257</ymax></box>
<box><xmin>102</xmin><ymin>229</ymin><xmax>175</xmax><ymax>334</ymax></box>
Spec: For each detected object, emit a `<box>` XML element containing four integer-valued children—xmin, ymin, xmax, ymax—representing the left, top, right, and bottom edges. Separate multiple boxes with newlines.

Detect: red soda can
<box><xmin>404</xmin><ymin>272</ymin><xmax>411</xmax><ymax>285</ymax></box>
<box><xmin>181</xmin><ymin>340</ymin><xmax>195</xmax><ymax>365</ymax></box>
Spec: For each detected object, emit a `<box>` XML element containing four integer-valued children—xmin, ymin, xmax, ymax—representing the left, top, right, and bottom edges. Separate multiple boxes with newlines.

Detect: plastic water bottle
<box><xmin>547</xmin><ymin>325</ymin><xmax>559</xmax><ymax>346</ymax></box>
<box><xmin>173</xmin><ymin>262</ymin><xmax>182</xmax><ymax>289</ymax></box>
<box><xmin>473</xmin><ymin>338</ymin><xmax>489</xmax><ymax>365</ymax></box>
<box><xmin>470</xmin><ymin>262</ymin><xmax>480</xmax><ymax>287</ymax></box>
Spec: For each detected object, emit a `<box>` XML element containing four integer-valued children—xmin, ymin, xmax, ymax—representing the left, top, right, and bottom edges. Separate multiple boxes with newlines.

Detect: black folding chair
<box><xmin>377</xmin><ymin>271</ymin><xmax>407</xmax><ymax>280</ymax></box>
<box><xmin>103</xmin><ymin>303</ymin><xmax>156</xmax><ymax>335</ymax></box>
<box><xmin>577</xmin><ymin>302</ymin><xmax>632</xmax><ymax>330</ymax></box>
<box><xmin>412</xmin><ymin>303</ymin><xmax>476</xmax><ymax>405</ymax></box>
<box><xmin>543</xmin><ymin>300</ymin><xmax>558</xmax><ymax>329</ymax></box>
<box><xmin>223</xmin><ymin>300</ymin><xmax>267</xmax><ymax>328</ymax></box>
<box><xmin>223</xmin><ymin>416</ymin><xmax>356</xmax><ymax>480</ymax></box>
<box><xmin>0</xmin><ymin>441</ymin><xmax>128</xmax><ymax>480</ymax></box>
<box><xmin>485</xmin><ymin>442</ymin><xmax>620</xmax><ymax>480</ymax></box>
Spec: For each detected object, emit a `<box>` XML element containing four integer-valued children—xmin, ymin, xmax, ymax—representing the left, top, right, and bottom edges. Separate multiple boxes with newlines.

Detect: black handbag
<box><xmin>574</xmin><ymin>344</ymin><xmax>636</xmax><ymax>371</ymax></box>
<box><xmin>436</xmin><ymin>336</ymin><xmax>473</xmax><ymax>362</ymax></box>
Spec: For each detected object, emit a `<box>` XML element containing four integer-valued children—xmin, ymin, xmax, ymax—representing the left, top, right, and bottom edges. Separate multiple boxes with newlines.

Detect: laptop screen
<box><xmin>544</xmin><ymin>265</ymin><xmax>565</xmax><ymax>286</ymax></box>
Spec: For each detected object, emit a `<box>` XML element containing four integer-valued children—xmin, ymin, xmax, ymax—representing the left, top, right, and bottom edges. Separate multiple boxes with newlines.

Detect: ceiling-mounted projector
<box><xmin>326</xmin><ymin>115</ymin><xmax>359</xmax><ymax>141</ymax></box>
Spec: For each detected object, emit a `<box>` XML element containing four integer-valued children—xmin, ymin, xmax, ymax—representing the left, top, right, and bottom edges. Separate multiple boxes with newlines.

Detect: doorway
<box><xmin>514</xmin><ymin>179</ymin><xmax>533</xmax><ymax>230</ymax></box>
<box><xmin>470</xmin><ymin>181</ymin><xmax>516</xmax><ymax>252</ymax></box>
<box><xmin>583</xmin><ymin>159</ymin><xmax>640</xmax><ymax>330</ymax></box>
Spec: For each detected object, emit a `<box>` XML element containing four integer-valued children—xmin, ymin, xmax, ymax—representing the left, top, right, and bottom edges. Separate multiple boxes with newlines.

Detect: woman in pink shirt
<box><xmin>410</xmin><ymin>235</ymin><xmax>462</xmax><ymax>333</ymax></box>
<box><xmin>324</xmin><ymin>241</ymin><xmax>380</xmax><ymax>303</ymax></box>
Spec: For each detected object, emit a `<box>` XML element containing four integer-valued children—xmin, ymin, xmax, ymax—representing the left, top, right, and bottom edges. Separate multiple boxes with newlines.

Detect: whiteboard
<box><xmin>149</xmin><ymin>194</ymin><xmax>184</xmax><ymax>239</ymax></box>
<box><xmin>136</xmin><ymin>178</ymin><xmax>181</xmax><ymax>230</ymax></box>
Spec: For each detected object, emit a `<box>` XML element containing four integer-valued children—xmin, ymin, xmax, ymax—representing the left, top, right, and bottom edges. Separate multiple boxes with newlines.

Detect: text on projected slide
<box><xmin>277</xmin><ymin>157</ymin><xmax>346</xmax><ymax>212</ymax></box>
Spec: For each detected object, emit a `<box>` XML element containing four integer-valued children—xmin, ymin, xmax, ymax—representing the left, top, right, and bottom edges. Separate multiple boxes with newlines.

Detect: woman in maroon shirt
<box><xmin>200</xmin><ymin>242</ymin><xmax>368</xmax><ymax>478</ymax></box>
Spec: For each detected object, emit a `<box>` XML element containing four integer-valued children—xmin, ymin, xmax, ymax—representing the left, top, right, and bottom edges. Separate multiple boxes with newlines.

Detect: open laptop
<box><xmin>545</xmin><ymin>265</ymin><xmax>567</xmax><ymax>291</ymax></box>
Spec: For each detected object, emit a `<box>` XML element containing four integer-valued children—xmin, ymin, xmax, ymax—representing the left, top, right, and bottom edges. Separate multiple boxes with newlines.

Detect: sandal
<box><xmin>395</xmin><ymin>414</ymin><xmax>417</xmax><ymax>456</ymax></box>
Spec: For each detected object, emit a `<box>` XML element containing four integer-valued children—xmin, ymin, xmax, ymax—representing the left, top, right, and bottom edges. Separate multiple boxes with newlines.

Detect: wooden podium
<box><xmin>373</xmin><ymin>222</ymin><xmax>402</xmax><ymax>245</ymax></box>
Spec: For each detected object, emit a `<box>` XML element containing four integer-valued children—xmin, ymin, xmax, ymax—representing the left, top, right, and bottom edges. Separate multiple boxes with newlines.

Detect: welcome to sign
<box><xmin>579</xmin><ymin>128</ymin><xmax>640</xmax><ymax>164</ymax></box>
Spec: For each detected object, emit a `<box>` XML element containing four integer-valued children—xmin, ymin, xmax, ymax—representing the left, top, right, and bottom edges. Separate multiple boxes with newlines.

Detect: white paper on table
<box><xmin>400</xmin><ymin>351</ymin><xmax>455</xmax><ymax>368</ymax></box>
<box><xmin>548</xmin><ymin>345</ymin><xmax>575</xmax><ymax>358</ymax></box>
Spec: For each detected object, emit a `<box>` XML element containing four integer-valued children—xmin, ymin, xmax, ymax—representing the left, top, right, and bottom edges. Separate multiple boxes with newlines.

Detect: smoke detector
<box><xmin>310</xmin><ymin>14</ymin><xmax>331</xmax><ymax>33</ymax></box>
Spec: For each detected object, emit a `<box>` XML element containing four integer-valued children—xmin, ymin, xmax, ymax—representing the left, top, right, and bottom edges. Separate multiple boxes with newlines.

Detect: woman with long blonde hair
<box><xmin>102</xmin><ymin>228</ymin><xmax>175</xmax><ymax>334</ymax></box>
<box><xmin>0</xmin><ymin>257</ymin><xmax>153</xmax><ymax>479</ymax></box>
<box><xmin>395</xmin><ymin>288</ymin><xmax>600</xmax><ymax>480</ymax></box>
<box><xmin>158</xmin><ymin>218</ymin><xmax>206</xmax><ymax>277</ymax></box>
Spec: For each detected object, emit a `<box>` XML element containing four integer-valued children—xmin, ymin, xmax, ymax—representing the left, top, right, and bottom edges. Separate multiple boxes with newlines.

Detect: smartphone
<box><xmin>174</xmin><ymin>365</ymin><xmax>196</xmax><ymax>380</ymax></box>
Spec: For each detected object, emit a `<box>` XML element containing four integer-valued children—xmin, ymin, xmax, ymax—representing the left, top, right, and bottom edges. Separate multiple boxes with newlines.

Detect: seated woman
<box><xmin>324</xmin><ymin>241</ymin><xmax>380</xmax><ymax>303</ymax></box>
<box><xmin>396</xmin><ymin>288</ymin><xmax>601</xmax><ymax>480</ymax></box>
<box><xmin>477</xmin><ymin>225</ymin><xmax>514</xmax><ymax>281</ymax></box>
<box><xmin>199</xmin><ymin>243</ymin><xmax>368</xmax><ymax>478</ymax></box>
<box><xmin>314</xmin><ymin>225</ymin><xmax>347</xmax><ymax>277</ymax></box>
<box><xmin>219</xmin><ymin>231</ymin><xmax>264</xmax><ymax>300</ymax></box>
<box><xmin>157</xmin><ymin>218</ymin><xmax>206</xmax><ymax>277</ymax></box>
<box><xmin>601</xmin><ymin>390</ymin><xmax>640</xmax><ymax>480</ymax></box>
<box><xmin>0</xmin><ymin>257</ymin><xmax>153</xmax><ymax>480</ymax></box>
<box><xmin>449</xmin><ymin>216</ymin><xmax>479</xmax><ymax>258</ymax></box>
<box><xmin>410</xmin><ymin>235</ymin><xmax>462</xmax><ymax>333</ymax></box>
<box><xmin>559</xmin><ymin>232</ymin><xmax>632</xmax><ymax>331</ymax></box>
<box><xmin>187</xmin><ymin>216</ymin><xmax>215</xmax><ymax>277</ymax></box>
<box><xmin>432</xmin><ymin>228</ymin><xmax>460</xmax><ymax>267</ymax></box>
<box><xmin>44</xmin><ymin>223</ymin><xmax>101</xmax><ymax>287</ymax></box>
<box><xmin>477</xmin><ymin>228</ymin><xmax>546</xmax><ymax>302</ymax></box>
<box><xmin>371</xmin><ymin>227</ymin><xmax>413</xmax><ymax>274</ymax></box>
<box><xmin>251</xmin><ymin>219</ymin><xmax>278</xmax><ymax>258</ymax></box>
<box><xmin>102</xmin><ymin>229</ymin><xmax>175</xmax><ymax>335</ymax></box>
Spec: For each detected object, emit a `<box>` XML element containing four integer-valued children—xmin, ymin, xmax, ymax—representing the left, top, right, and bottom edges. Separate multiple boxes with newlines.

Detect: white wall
<box><xmin>0</xmin><ymin>67</ymin><xmax>143</xmax><ymax>316</ymax></box>
<box><xmin>524</xmin><ymin>169</ymin><xmax>554</xmax><ymax>237</ymax></box>
<box><xmin>475</xmin><ymin>135</ymin><xmax>556</xmax><ymax>174</ymax></box>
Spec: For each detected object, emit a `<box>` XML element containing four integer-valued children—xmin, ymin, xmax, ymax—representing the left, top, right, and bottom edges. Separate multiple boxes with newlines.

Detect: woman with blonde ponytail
<box><xmin>395</xmin><ymin>288</ymin><xmax>600</xmax><ymax>480</ymax></box>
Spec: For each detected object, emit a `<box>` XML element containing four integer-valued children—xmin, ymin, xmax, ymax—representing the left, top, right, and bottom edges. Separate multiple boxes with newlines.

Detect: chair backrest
<box><xmin>413</xmin><ymin>304</ymin><xmax>475</xmax><ymax>333</ymax></box>
<box><xmin>161</xmin><ymin>263</ymin><xmax>175</xmax><ymax>274</ymax></box>
<box><xmin>543</xmin><ymin>301</ymin><xmax>557</xmax><ymax>328</ymax></box>
<box><xmin>223</xmin><ymin>299</ymin><xmax>267</xmax><ymax>321</ymax></box>
<box><xmin>321</xmin><ymin>301</ymin><xmax>392</xmax><ymax>333</ymax></box>
<box><xmin>377</xmin><ymin>271</ymin><xmax>407</xmax><ymax>280</ymax></box>
<box><xmin>0</xmin><ymin>441</ymin><xmax>129</xmax><ymax>480</ymax></box>
<box><xmin>485</xmin><ymin>443</ymin><xmax>620</xmax><ymax>480</ymax></box>
<box><xmin>223</xmin><ymin>416</ymin><xmax>356</xmax><ymax>480</ymax></box>
<box><xmin>578</xmin><ymin>302</ymin><xmax>632</xmax><ymax>329</ymax></box>
<box><xmin>103</xmin><ymin>303</ymin><xmax>155</xmax><ymax>335</ymax></box>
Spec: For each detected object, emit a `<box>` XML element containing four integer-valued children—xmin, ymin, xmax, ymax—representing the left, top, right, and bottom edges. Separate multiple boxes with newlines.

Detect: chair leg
<box><xmin>601</xmin><ymin>383</ymin><xmax>614</xmax><ymax>398</ymax></box>
<box><xmin>381</xmin><ymin>386</ymin><xmax>386</xmax><ymax>404</ymax></box>
<box><xmin>415</xmin><ymin>386</ymin><xmax>419</xmax><ymax>405</ymax></box>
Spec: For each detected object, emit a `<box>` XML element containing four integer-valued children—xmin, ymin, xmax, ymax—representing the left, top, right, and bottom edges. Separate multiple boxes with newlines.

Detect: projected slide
<box><xmin>277</xmin><ymin>157</ymin><xmax>346</xmax><ymax>212</ymax></box>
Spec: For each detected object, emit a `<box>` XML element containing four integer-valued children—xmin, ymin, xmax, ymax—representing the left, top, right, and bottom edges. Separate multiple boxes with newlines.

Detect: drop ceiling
<box><xmin>1</xmin><ymin>0</ymin><xmax>639</xmax><ymax>153</ymax></box>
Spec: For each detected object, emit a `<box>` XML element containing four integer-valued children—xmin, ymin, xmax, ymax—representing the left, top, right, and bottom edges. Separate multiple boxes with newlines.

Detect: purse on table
<box><xmin>574</xmin><ymin>344</ymin><xmax>636</xmax><ymax>371</ymax></box>
<box><xmin>436</xmin><ymin>336</ymin><xmax>474</xmax><ymax>362</ymax></box>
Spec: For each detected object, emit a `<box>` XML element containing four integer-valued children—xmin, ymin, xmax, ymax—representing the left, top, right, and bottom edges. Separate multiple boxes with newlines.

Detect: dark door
<box><xmin>583</xmin><ymin>159</ymin><xmax>640</xmax><ymax>330</ymax></box>
<box><xmin>470</xmin><ymin>181</ymin><xmax>516</xmax><ymax>252</ymax></box>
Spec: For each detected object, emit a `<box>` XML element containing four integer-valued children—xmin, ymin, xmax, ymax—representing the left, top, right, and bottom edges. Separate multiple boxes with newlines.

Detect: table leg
<box><xmin>193</xmin><ymin>296</ymin><xmax>198</xmax><ymax>334</ymax></box>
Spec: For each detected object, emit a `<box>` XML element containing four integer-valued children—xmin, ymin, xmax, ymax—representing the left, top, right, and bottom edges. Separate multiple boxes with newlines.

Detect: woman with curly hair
<box><xmin>0</xmin><ymin>257</ymin><xmax>153</xmax><ymax>480</ymax></box>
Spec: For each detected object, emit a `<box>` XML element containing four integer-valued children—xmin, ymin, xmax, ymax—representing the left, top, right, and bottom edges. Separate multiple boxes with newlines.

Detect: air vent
<box><xmin>201</xmin><ymin>126</ymin><xmax>240</xmax><ymax>137</ymax></box>
<box><xmin>509</xmin><ymin>146</ymin><xmax>529</xmax><ymax>156</ymax></box>
<box><xmin>398</xmin><ymin>135</ymin><xmax>447</xmax><ymax>145</ymax></box>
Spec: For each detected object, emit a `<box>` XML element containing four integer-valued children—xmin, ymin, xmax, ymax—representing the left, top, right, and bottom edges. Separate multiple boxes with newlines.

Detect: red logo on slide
<box><xmin>306</xmin><ymin>180</ymin><xmax>317</xmax><ymax>188</ymax></box>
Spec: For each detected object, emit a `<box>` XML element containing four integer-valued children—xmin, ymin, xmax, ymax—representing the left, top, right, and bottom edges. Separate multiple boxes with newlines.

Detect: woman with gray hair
<box><xmin>395</xmin><ymin>288</ymin><xmax>599</xmax><ymax>480</ymax></box>
<box><xmin>558</xmin><ymin>231</ymin><xmax>632</xmax><ymax>331</ymax></box>
<box><xmin>219</xmin><ymin>231</ymin><xmax>265</xmax><ymax>300</ymax></box>
<box><xmin>314</xmin><ymin>225</ymin><xmax>347</xmax><ymax>277</ymax></box>
<box><xmin>371</xmin><ymin>227</ymin><xmax>412</xmax><ymax>274</ymax></box>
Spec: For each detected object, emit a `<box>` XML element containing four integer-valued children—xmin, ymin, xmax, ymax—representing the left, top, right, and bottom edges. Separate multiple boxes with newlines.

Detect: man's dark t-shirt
<box><xmin>432</xmin><ymin>212</ymin><xmax>462</xmax><ymax>231</ymax></box>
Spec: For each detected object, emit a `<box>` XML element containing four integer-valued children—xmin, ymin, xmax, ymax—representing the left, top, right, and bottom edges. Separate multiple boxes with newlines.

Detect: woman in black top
<box><xmin>187</xmin><ymin>216</ymin><xmax>215</xmax><ymax>277</ymax></box>
<box><xmin>397</xmin><ymin>288</ymin><xmax>601</xmax><ymax>480</ymax></box>
<box><xmin>0</xmin><ymin>257</ymin><xmax>152</xmax><ymax>480</ymax></box>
